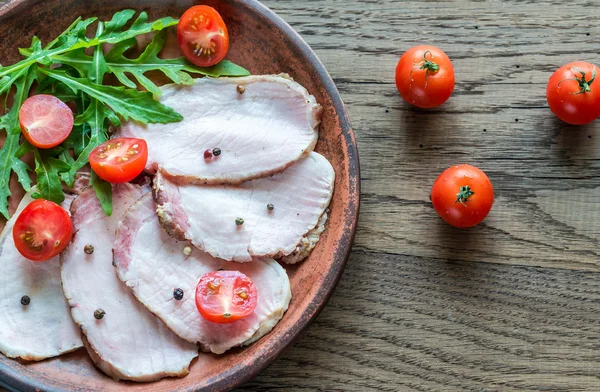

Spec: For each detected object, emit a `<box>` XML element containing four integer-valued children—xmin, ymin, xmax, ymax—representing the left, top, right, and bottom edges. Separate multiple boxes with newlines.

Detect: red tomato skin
<box><xmin>431</xmin><ymin>164</ymin><xmax>494</xmax><ymax>228</ymax></box>
<box><xmin>546</xmin><ymin>61</ymin><xmax>600</xmax><ymax>125</ymax></box>
<box><xmin>19</xmin><ymin>94</ymin><xmax>74</xmax><ymax>149</ymax></box>
<box><xmin>177</xmin><ymin>5</ymin><xmax>229</xmax><ymax>67</ymax></box>
<box><xmin>395</xmin><ymin>45</ymin><xmax>455</xmax><ymax>109</ymax></box>
<box><xmin>89</xmin><ymin>138</ymin><xmax>148</xmax><ymax>184</ymax></box>
<box><xmin>195</xmin><ymin>270</ymin><xmax>258</xmax><ymax>324</ymax></box>
<box><xmin>12</xmin><ymin>199</ymin><xmax>73</xmax><ymax>262</ymax></box>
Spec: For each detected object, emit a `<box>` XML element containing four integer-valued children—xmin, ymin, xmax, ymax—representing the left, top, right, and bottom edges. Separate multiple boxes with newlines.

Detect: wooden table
<box><xmin>235</xmin><ymin>0</ymin><xmax>600</xmax><ymax>390</ymax></box>
<box><xmin>0</xmin><ymin>1</ymin><xmax>597</xmax><ymax>391</ymax></box>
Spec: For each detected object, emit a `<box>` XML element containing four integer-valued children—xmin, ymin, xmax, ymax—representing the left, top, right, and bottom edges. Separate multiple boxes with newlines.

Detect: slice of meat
<box><xmin>155</xmin><ymin>152</ymin><xmax>335</xmax><ymax>262</ymax></box>
<box><xmin>0</xmin><ymin>189</ymin><xmax>82</xmax><ymax>361</ymax></box>
<box><xmin>61</xmin><ymin>184</ymin><xmax>198</xmax><ymax>382</ymax></box>
<box><xmin>114</xmin><ymin>193</ymin><xmax>291</xmax><ymax>354</ymax></box>
<box><xmin>117</xmin><ymin>74</ymin><xmax>321</xmax><ymax>185</ymax></box>
<box><xmin>280</xmin><ymin>211</ymin><xmax>328</xmax><ymax>264</ymax></box>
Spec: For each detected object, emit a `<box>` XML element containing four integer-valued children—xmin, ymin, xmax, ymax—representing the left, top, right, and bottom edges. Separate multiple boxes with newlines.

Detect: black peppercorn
<box><xmin>20</xmin><ymin>295</ymin><xmax>30</xmax><ymax>306</ymax></box>
<box><xmin>84</xmin><ymin>244</ymin><xmax>94</xmax><ymax>254</ymax></box>
<box><xmin>235</xmin><ymin>217</ymin><xmax>244</xmax><ymax>226</ymax></box>
<box><xmin>267</xmin><ymin>203</ymin><xmax>274</xmax><ymax>211</ymax></box>
<box><xmin>94</xmin><ymin>309</ymin><xmax>106</xmax><ymax>320</ymax></box>
<box><xmin>173</xmin><ymin>288</ymin><xmax>184</xmax><ymax>301</ymax></box>
<box><xmin>212</xmin><ymin>148</ymin><xmax>222</xmax><ymax>156</ymax></box>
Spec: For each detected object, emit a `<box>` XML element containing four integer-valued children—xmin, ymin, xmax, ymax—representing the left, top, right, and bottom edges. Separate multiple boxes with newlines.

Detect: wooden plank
<box><xmin>236</xmin><ymin>0</ymin><xmax>600</xmax><ymax>390</ymax></box>
<box><xmin>236</xmin><ymin>249</ymin><xmax>600</xmax><ymax>391</ymax></box>
<box><xmin>261</xmin><ymin>0</ymin><xmax>600</xmax><ymax>271</ymax></box>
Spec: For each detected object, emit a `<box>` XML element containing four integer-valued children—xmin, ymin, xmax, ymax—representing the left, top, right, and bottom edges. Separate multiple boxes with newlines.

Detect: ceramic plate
<box><xmin>0</xmin><ymin>0</ymin><xmax>359</xmax><ymax>390</ymax></box>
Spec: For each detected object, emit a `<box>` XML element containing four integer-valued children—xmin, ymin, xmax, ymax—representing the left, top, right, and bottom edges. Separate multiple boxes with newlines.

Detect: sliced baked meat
<box><xmin>61</xmin><ymin>184</ymin><xmax>198</xmax><ymax>382</ymax></box>
<box><xmin>117</xmin><ymin>74</ymin><xmax>321</xmax><ymax>185</ymax></box>
<box><xmin>155</xmin><ymin>152</ymin><xmax>335</xmax><ymax>262</ymax></box>
<box><xmin>0</xmin><ymin>189</ymin><xmax>82</xmax><ymax>361</ymax></box>
<box><xmin>114</xmin><ymin>193</ymin><xmax>291</xmax><ymax>354</ymax></box>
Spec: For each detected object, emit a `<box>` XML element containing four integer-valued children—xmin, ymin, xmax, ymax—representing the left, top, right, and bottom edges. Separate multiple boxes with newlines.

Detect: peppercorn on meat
<box><xmin>0</xmin><ymin>189</ymin><xmax>82</xmax><ymax>361</ymax></box>
<box><xmin>154</xmin><ymin>152</ymin><xmax>335</xmax><ymax>262</ymax></box>
<box><xmin>113</xmin><ymin>193</ymin><xmax>291</xmax><ymax>354</ymax></box>
<box><xmin>116</xmin><ymin>74</ymin><xmax>322</xmax><ymax>185</ymax></box>
<box><xmin>61</xmin><ymin>184</ymin><xmax>198</xmax><ymax>382</ymax></box>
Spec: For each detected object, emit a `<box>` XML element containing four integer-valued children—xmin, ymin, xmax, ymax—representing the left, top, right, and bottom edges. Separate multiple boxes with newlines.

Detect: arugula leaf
<box><xmin>30</xmin><ymin>147</ymin><xmax>70</xmax><ymax>203</ymax></box>
<box><xmin>0</xmin><ymin>66</ymin><xmax>29</xmax><ymax>97</ymax></box>
<box><xmin>39</xmin><ymin>67</ymin><xmax>183</xmax><ymax>124</ymax></box>
<box><xmin>98</xmin><ymin>10</ymin><xmax>177</xmax><ymax>45</ymax></box>
<box><xmin>0</xmin><ymin>10</ymin><xmax>250</xmax><ymax>219</ymax></box>
<box><xmin>89</xmin><ymin>171</ymin><xmax>112</xmax><ymax>216</ymax></box>
<box><xmin>56</xmin><ymin>31</ymin><xmax>249</xmax><ymax>96</ymax></box>
<box><xmin>65</xmin><ymin>22</ymin><xmax>114</xmax><ymax>198</ymax></box>
<box><xmin>0</xmin><ymin>67</ymin><xmax>35</xmax><ymax>219</ymax></box>
<box><xmin>0</xmin><ymin>10</ymin><xmax>176</xmax><ymax>88</ymax></box>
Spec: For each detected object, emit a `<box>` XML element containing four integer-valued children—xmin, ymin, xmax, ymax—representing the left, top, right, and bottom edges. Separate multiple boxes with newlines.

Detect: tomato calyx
<box><xmin>411</xmin><ymin>51</ymin><xmax>440</xmax><ymax>89</ymax></box>
<box><xmin>559</xmin><ymin>66</ymin><xmax>596</xmax><ymax>94</ymax></box>
<box><xmin>419</xmin><ymin>51</ymin><xmax>440</xmax><ymax>73</ymax></box>
<box><xmin>456</xmin><ymin>185</ymin><xmax>475</xmax><ymax>205</ymax></box>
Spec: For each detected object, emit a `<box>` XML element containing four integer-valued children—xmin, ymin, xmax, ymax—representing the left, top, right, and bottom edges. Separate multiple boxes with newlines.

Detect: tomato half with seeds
<box><xmin>546</xmin><ymin>61</ymin><xmax>600</xmax><ymax>125</ymax></box>
<box><xmin>89</xmin><ymin>138</ymin><xmax>148</xmax><ymax>183</ymax></box>
<box><xmin>195</xmin><ymin>270</ymin><xmax>257</xmax><ymax>324</ymax></box>
<box><xmin>431</xmin><ymin>164</ymin><xmax>494</xmax><ymax>228</ymax></box>
<box><xmin>178</xmin><ymin>5</ymin><xmax>229</xmax><ymax>67</ymax></box>
<box><xmin>395</xmin><ymin>45</ymin><xmax>455</xmax><ymax>108</ymax></box>
<box><xmin>19</xmin><ymin>94</ymin><xmax>74</xmax><ymax>149</ymax></box>
<box><xmin>13</xmin><ymin>199</ymin><xmax>73</xmax><ymax>262</ymax></box>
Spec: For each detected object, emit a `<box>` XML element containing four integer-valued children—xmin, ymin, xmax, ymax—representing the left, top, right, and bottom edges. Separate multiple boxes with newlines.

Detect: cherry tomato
<box><xmin>195</xmin><ymin>270</ymin><xmax>258</xmax><ymax>324</ymax></box>
<box><xmin>89</xmin><ymin>138</ymin><xmax>148</xmax><ymax>183</ymax></box>
<box><xmin>431</xmin><ymin>164</ymin><xmax>494</xmax><ymax>228</ymax></box>
<box><xmin>546</xmin><ymin>61</ymin><xmax>600</xmax><ymax>125</ymax></box>
<box><xmin>178</xmin><ymin>5</ymin><xmax>229</xmax><ymax>67</ymax></box>
<box><xmin>19</xmin><ymin>94</ymin><xmax>74</xmax><ymax>149</ymax></box>
<box><xmin>12</xmin><ymin>199</ymin><xmax>73</xmax><ymax>262</ymax></box>
<box><xmin>395</xmin><ymin>45</ymin><xmax>455</xmax><ymax>108</ymax></box>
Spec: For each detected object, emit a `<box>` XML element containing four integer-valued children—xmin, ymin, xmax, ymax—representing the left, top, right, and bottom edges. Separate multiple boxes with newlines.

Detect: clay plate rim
<box><xmin>0</xmin><ymin>0</ymin><xmax>360</xmax><ymax>390</ymax></box>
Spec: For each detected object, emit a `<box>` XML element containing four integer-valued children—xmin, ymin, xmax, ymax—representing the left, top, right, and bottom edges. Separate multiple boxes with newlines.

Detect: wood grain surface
<box><xmin>234</xmin><ymin>0</ymin><xmax>600</xmax><ymax>390</ymax></box>
<box><xmin>1</xmin><ymin>0</ymin><xmax>598</xmax><ymax>391</ymax></box>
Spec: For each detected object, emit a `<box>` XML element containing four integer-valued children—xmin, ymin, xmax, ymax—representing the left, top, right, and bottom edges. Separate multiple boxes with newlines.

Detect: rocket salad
<box><xmin>0</xmin><ymin>9</ymin><xmax>249</xmax><ymax>219</ymax></box>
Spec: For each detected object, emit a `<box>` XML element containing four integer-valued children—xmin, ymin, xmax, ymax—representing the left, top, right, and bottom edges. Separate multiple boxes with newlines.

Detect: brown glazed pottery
<box><xmin>0</xmin><ymin>0</ymin><xmax>359</xmax><ymax>390</ymax></box>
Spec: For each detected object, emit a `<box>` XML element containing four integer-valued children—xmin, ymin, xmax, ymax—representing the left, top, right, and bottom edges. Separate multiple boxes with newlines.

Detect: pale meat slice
<box><xmin>0</xmin><ymin>189</ymin><xmax>82</xmax><ymax>361</ymax></box>
<box><xmin>114</xmin><ymin>193</ymin><xmax>291</xmax><ymax>354</ymax></box>
<box><xmin>117</xmin><ymin>74</ymin><xmax>321</xmax><ymax>185</ymax></box>
<box><xmin>61</xmin><ymin>184</ymin><xmax>198</xmax><ymax>382</ymax></box>
<box><xmin>155</xmin><ymin>152</ymin><xmax>335</xmax><ymax>262</ymax></box>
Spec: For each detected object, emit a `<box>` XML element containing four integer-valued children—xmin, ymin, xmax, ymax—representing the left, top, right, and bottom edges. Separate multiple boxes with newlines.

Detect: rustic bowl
<box><xmin>0</xmin><ymin>0</ymin><xmax>359</xmax><ymax>390</ymax></box>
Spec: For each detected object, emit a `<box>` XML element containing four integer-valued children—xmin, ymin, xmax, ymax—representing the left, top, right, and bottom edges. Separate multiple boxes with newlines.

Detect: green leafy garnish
<box><xmin>0</xmin><ymin>10</ymin><xmax>250</xmax><ymax>219</ymax></box>
<box><xmin>0</xmin><ymin>67</ymin><xmax>36</xmax><ymax>219</ymax></box>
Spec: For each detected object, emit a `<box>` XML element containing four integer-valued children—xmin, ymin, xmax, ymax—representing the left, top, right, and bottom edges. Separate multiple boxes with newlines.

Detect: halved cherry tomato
<box><xmin>178</xmin><ymin>5</ymin><xmax>229</xmax><ymax>67</ymax></box>
<box><xmin>395</xmin><ymin>45</ymin><xmax>455</xmax><ymax>108</ymax></box>
<box><xmin>195</xmin><ymin>270</ymin><xmax>258</xmax><ymax>324</ymax></box>
<box><xmin>13</xmin><ymin>199</ymin><xmax>73</xmax><ymax>262</ymax></box>
<box><xmin>431</xmin><ymin>164</ymin><xmax>494</xmax><ymax>228</ymax></box>
<box><xmin>89</xmin><ymin>138</ymin><xmax>148</xmax><ymax>183</ymax></box>
<box><xmin>546</xmin><ymin>61</ymin><xmax>600</xmax><ymax>125</ymax></box>
<box><xmin>19</xmin><ymin>94</ymin><xmax>74</xmax><ymax>149</ymax></box>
